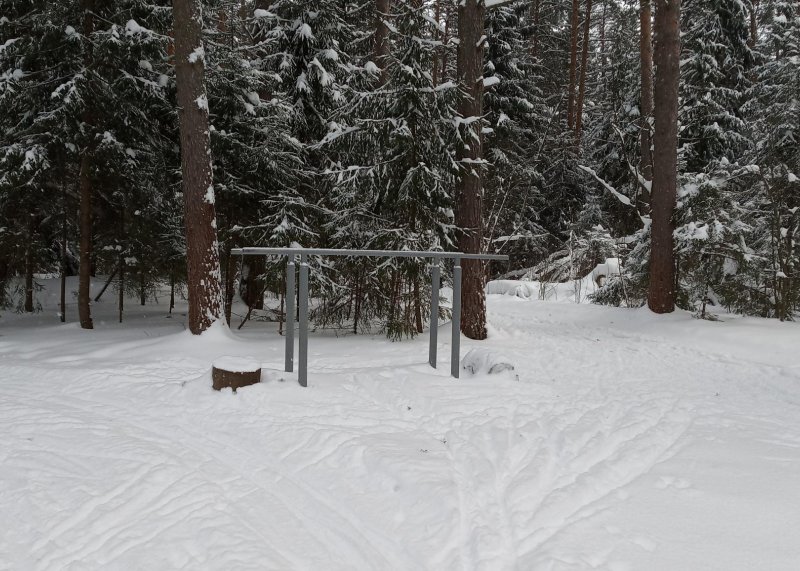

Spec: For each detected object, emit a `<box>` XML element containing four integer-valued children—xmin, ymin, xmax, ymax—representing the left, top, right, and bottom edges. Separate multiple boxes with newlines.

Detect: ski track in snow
<box><xmin>1</xmin><ymin>291</ymin><xmax>800</xmax><ymax>570</ymax></box>
<box><xmin>345</xmin><ymin>372</ymin><xmax>693</xmax><ymax>570</ymax></box>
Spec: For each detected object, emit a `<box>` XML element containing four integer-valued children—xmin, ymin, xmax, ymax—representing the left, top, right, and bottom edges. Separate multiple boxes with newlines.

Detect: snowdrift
<box><xmin>487</xmin><ymin>258</ymin><xmax>621</xmax><ymax>304</ymax></box>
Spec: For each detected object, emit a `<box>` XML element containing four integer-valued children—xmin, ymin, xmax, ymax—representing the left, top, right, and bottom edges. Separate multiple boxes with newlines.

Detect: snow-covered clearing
<box><xmin>2</xmin><ymin>278</ymin><xmax>800</xmax><ymax>570</ymax></box>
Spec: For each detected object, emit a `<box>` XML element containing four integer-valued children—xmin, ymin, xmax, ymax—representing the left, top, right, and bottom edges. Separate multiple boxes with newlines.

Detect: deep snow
<box><xmin>1</xmin><ymin>277</ymin><xmax>799</xmax><ymax>570</ymax></box>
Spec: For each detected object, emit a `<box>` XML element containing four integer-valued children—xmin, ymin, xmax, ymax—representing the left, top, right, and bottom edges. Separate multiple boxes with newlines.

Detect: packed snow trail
<box><xmin>1</xmin><ymin>280</ymin><xmax>800</xmax><ymax>570</ymax></box>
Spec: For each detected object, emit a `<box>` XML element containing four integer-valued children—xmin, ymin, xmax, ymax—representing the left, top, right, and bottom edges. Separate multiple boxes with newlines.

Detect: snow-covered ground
<box><xmin>2</xmin><ymin>277</ymin><xmax>800</xmax><ymax>570</ymax></box>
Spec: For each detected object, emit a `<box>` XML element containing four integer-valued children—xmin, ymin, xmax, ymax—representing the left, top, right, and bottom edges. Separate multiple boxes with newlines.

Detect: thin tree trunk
<box><xmin>140</xmin><ymin>263</ymin><xmax>146</xmax><ymax>306</ymax></box>
<box><xmin>119</xmin><ymin>254</ymin><xmax>125</xmax><ymax>323</ymax></box>
<box><xmin>567</xmin><ymin>0</ymin><xmax>580</xmax><ymax>128</ymax></box>
<box><xmin>24</xmin><ymin>231</ymin><xmax>33</xmax><ymax>313</ymax></box>
<box><xmin>531</xmin><ymin>0</ymin><xmax>541</xmax><ymax>59</ymax></box>
<box><xmin>374</xmin><ymin>0</ymin><xmax>392</xmax><ymax>85</ymax></box>
<box><xmin>224</xmin><ymin>247</ymin><xmax>236</xmax><ymax>326</ymax></box>
<box><xmin>748</xmin><ymin>0</ymin><xmax>758</xmax><ymax>49</ymax></box>
<box><xmin>455</xmin><ymin>0</ymin><xmax>488</xmax><ymax>340</ymax></box>
<box><xmin>118</xmin><ymin>207</ymin><xmax>125</xmax><ymax>322</ymax></box>
<box><xmin>388</xmin><ymin>269</ymin><xmax>400</xmax><ymax>329</ymax></box>
<box><xmin>413</xmin><ymin>277</ymin><xmax>423</xmax><ymax>334</ymax></box>
<box><xmin>169</xmin><ymin>268</ymin><xmax>175</xmax><ymax>315</ymax></box>
<box><xmin>639</xmin><ymin>0</ymin><xmax>654</xmax><ymax>211</ymax></box>
<box><xmin>647</xmin><ymin>0</ymin><xmax>681</xmax><ymax>313</ymax></box>
<box><xmin>93</xmin><ymin>265</ymin><xmax>118</xmax><ymax>302</ymax></box>
<box><xmin>600</xmin><ymin>0</ymin><xmax>607</xmax><ymax>82</ymax></box>
<box><xmin>60</xmin><ymin>186</ymin><xmax>67</xmax><ymax>323</ymax></box>
<box><xmin>575</xmin><ymin>0</ymin><xmax>593</xmax><ymax>144</ymax></box>
<box><xmin>78</xmin><ymin>152</ymin><xmax>94</xmax><ymax>329</ymax></box>
<box><xmin>245</xmin><ymin>257</ymin><xmax>266</xmax><ymax>310</ymax></box>
<box><xmin>173</xmin><ymin>0</ymin><xmax>223</xmax><ymax>334</ymax></box>
<box><xmin>441</xmin><ymin>3</ymin><xmax>452</xmax><ymax>84</ymax></box>
<box><xmin>78</xmin><ymin>0</ymin><xmax>94</xmax><ymax>330</ymax></box>
<box><xmin>432</xmin><ymin>0</ymin><xmax>442</xmax><ymax>85</ymax></box>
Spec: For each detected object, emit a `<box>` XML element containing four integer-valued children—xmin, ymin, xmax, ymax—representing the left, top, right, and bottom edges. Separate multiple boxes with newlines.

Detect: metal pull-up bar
<box><xmin>231</xmin><ymin>247</ymin><xmax>509</xmax><ymax>387</ymax></box>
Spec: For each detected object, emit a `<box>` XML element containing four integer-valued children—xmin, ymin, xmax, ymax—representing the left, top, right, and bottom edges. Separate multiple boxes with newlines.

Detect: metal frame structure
<box><xmin>231</xmin><ymin>247</ymin><xmax>509</xmax><ymax>387</ymax></box>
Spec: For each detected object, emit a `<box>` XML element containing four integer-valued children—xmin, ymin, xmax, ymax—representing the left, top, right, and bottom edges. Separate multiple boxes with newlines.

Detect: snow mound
<box><xmin>486</xmin><ymin>280</ymin><xmax>537</xmax><ymax>299</ymax></box>
<box><xmin>487</xmin><ymin>258</ymin><xmax>622</xmax><ymax>304</ymax></box>
<box><xmin>461</xmin><ymin>348</ymin><xmax>517</xmax><ymax>379</ymax></box>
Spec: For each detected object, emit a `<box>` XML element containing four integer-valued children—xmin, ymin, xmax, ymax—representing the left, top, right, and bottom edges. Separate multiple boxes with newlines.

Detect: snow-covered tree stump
<box><xmin>212</xmin><ymin>357</ymin><xmax>261</xmax><ymax>392</ymax></box>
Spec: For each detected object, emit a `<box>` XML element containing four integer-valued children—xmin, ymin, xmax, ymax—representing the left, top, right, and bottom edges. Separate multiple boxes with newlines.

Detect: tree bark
<box><xmin>432</xmin><ymin>0</ymin><xmax>442</xmax><ymax>85</ymax></box>
<box><xmin>78</xmin><ymin>152</ymin><xmax>94</xmax><ymax>329</ymax></box>
<box><xmin>245</xmin><ymin>256</ymin><xmax>266</xmax><ymax>310</ymax></box>
<box><xmin>647</xmin><ymin>0</ymin><xmax>681</xmax><ymax>313</ymax></box>
<box><xmin>440</xmin><ymin>3</ymin><xmax>453</xmax><ymax>84</ymax></box>
<box><xmin>413</xmin><ymin>277</ymin><xmax>423</xmax><ymax>334</ymax></box>
<box><xmin>639</xmin><ymin>0</ymin><xmax>654</xmax><ymax>211</ymax></box>
<box><xmin>60</xmin><ymin>186</ymin><xmax>67</xmax><ymax>323</ymax></box>
<box><xmin>24</xmin><ymin>213</ymin><xmax>36</xmax><ymax>313</ymax></box>
<box><xmin>455</xmin><ymin>0</ymin><xmax>487</xmax><ymax>340</ymax></box>
<box><xmin>224</xmin><ymin>247</ymin><xmax>237</xmax><ymax>326</ymax></box>
<box><xmin>93</xmin><ymin>265</ymin><xmax>118</xmax><ymax>302</ymax></box>
<box><xmin>374</xmin><ymin>0</ymin><xmax>392</xmax><ymax>85</ymax></box>
<box><xmin>78</xmin><ymin>0</ymin><xmax>95</xmax><ymax>330</ymax></box>
<box><xmin>530</xmin><ymin>0</ymin><xmax>541</xmax><ymax>58</ymax></box>
<box><xmin>118</xmin><ymin>207</ymin><xmax>125</xmax><ymax>322</ymax></box>
<box><xmin>173</xmin><ymin>0</ymin><xmax>224</xmax><ymax>334</ymax></box>
<box><xmin>119</xmin><ymin>255</ymin><xmax>125</xmax><ymax>323</ymax></box>
<box><xmin>748</xmin><ymin>0</ymin><xmax>758</xmax><ymax>49</ymax></box>
<box><xmin>24</xmin><ymin>235</ymin><xmax>33</xmax><ymax>313</ymax></box>
<box><xmin>575</xmin><ymin>0</ymin><xmax>593</xmax><ymax>144</ymax></box>
<box><xmin>600</xmin><ymin>0</ymin><xmax>607</xmax><ymax>82</ymax></box>
<box><xmin>139</xmin><ymin>263</ymin><xmax>146</xmax><ymax>306</ymax></box>
<box><xmin>567</xmin><ymin>0</ymin><xmax>580</xmax><ymax>128</ymax></box>
<box><xmin>169</xmin><ymin>268</ymin><xmax>176</xmax><ymax>315</ymax></box>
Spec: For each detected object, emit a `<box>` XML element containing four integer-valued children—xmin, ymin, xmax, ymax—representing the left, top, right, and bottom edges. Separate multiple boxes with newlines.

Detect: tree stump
<box><xmin>212</xmin><ymin>357</ymin><xmax>261</xmax><ymax>392</ymax></box>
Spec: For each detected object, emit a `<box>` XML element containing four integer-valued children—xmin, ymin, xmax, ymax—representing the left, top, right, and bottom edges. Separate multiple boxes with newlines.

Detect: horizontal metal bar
<box><xmin>230</xmin><ymin>247</ymin><xmax>508</xmax><ymax>262</ymax></box>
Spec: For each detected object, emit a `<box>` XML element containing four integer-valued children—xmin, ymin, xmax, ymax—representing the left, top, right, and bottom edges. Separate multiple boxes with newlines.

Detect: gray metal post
<box><xmin>285</xmin><ymin>258</ymin><xmax>295</xmax><ymax>373</ymax></box>
<box><xmin>429</xmin><ymin>265</ymin><xmax>440</xmax><ymax>368</ymax></box>
<box><xmin>451</xmin><ymin>260</ymin><xmax>462</xmax><ymax>379</ymax></box>
<box><xmin>298</xmin><ymin>255</ymin><xmax>309</xmax><ymax>387</ymax></box>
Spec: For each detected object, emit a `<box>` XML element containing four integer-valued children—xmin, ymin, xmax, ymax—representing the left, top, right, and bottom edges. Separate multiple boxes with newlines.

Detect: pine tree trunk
<box><xmin>748</xmin><ymin>0</ymin><xmax>758</xmax><ymax>49</ymax></box>
<box><xmin>639</xmin><ymin>0</ymin><xmax>654</xmax><ymax>211</ymax></box>
<box><xmin>118</xmin><ymin>208</ymin><xmax>125</xmax><ymax>322</ymax></box>
<box><xmin>352</xmin><ymin>270</ymin><xmax>362</xmax><ymax>334</ymax></box>
<box><xmin>455</xmin><ymin>0</ymin><xmax>487</xmax><ymax>340</ymax></box>
<box><xmin>531</xmin><ymin>0</ymin><xmax>541</xmax><ymax>58</ymax></box>
<box><xmin>60</xmin><ymin>186</ymin><xmax>67</xmax><ymax>323</ymax></box>
<box><xmin>374</xmin><ymin>0</ymin><xmax>392</xmax><ymax>85</ymax></box>
<box><xmin>93</xmin><ymin>266</ymin><xmax>118</xmax><ymax>302</ymax></box>
<box><xmin>169</xmin><ymin>268</ymin><xmax>175</xmax><ymax>314</ymax></box>
<box><xmin>432</xmin><ymin>0</ymin><xmax>442</xmax><ymax>85</ymax></box>
<box><xmin>119</xmin><ymin>254</ymin><xmax>125</xmax><ymax>323</ymax></box>
<box><xmin>647</xmin><ymin>0</ymin><xmax>681</xmax><ymax>314</ymax></box>
<box><xmin>567</xmin><ymin>0</ymin><xmax>580</xmax><ymax>128</ymax></box>
<box><xmin>140</xmin><ymin>264</ymin><xmax>146</xmax><ymax>306</ymax></box>
<box><xmin>245</xmin><ymin>257</ymin><xmax>266</xmax><ymax>310</ymax></box>
<box><xmin>224</xmin><ymin>248</ymin><xmax>236</xmax><ymax>326</ymax></box>
<box><xmin>413</xmin><ymin>277</ymin><xmax>423</xmax><ymax>334</ymax></box>
<box><xmin>24</xmin><ymin>228</ymin><xmax>33</xmax><ymax>313</ymax></box>
<box><xmin>78</xmin><ymin>0</ymin><xmax>95</xmax><ymax>330</ymax></box>
<box><xmin>440</xmin><ymin>4</ymin><xmax>452</xmax><ymax>84</ymax></box>
<box><xmin>575</xmin><ymin>0</ymin><xmax>593</xmax><ymax>144</ymax></box>
<box><xmin>600</xmin><ymin>0</ymin><xmax>607</xmax><ymax>81</ymax></box>
<box><xmin>78</xmin><ymin>152</ymin><xmax>94</xmax><ymax>329</ymax></box>
<box><xmin>173</xmin><ymin>0</ymin><xmax>223</xmax><ymax>334</ymax></box>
